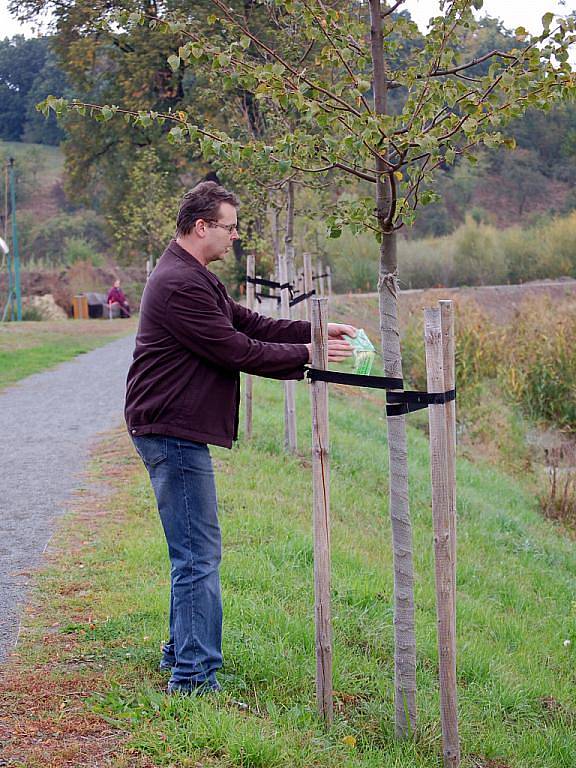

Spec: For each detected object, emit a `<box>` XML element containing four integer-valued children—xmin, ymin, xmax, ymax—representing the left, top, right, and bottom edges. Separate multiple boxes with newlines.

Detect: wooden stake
<box><xmin>316</xmin><ymin>259</ymin><xmax>324</xmax><ymax>296</ymax></box>
<box><xmin>310</xmin><ymin>296</ymin><xmax>333</xmax><ymax>725</ymax></box>
<box><xmin>244</xmin><ymin>254</ymin><xmax>255</xmax><ymax>440</ymax></box>
<box><xmin>303</xmin><ymin>252</ymin><xmax>313</xmax><ymax>322</ymax></box>
<box><xmin>424</xmin><ymin>307</ymin><xmax>459</xmax><ymax>768</ymax></box>
<box><xmin>439</xmin><ymin>301</ymin><xmax>457</xmax><ymax>616</ymax></box>
<box><xmin>279</xmin><ymin>247</ymin><xmax>297</xmax><ymax>453</ymax></box>
<box><xmin>269</xmin><ymin>272</ymin><xmax>278</xmax><ymax>318</ymax></box>
<box><xmin>326</xmin><ymin>264</ymin><xmax>332</xmax><ymax>299</ymax></box>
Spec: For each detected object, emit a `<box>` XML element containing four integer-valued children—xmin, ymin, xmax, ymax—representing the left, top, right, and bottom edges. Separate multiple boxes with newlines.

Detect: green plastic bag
<box><xmin>344</xmin><ymin>328</ymin><xmax>376</xmax><ymax>375</ymax></box>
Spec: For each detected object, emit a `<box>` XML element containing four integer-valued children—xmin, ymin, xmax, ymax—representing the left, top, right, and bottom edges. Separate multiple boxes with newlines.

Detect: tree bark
<box><xmin>369</xmin><ymin>0</ymin><xmax>417</xmax><ymax>738</ymax></box>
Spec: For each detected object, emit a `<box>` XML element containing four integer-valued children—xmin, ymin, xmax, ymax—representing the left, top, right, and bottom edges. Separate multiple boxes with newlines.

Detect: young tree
<box><xmin>40</xmin><ymin>0</ymin><xmax>576</xmax><ymax>738</ymax></box>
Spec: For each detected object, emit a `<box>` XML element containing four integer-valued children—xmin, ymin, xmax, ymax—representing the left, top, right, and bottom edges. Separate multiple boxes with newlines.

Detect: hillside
<box><xmin>0</xmin><ymin>140</ymin><xmax>65</xmax><ymax>222</ymax></box>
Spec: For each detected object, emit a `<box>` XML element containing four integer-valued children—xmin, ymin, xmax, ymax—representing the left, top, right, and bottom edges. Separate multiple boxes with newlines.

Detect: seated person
<box><xmin>107</xmin><ymin>279</ymin><xmax>131</xmax><ymax>318</ymax></box>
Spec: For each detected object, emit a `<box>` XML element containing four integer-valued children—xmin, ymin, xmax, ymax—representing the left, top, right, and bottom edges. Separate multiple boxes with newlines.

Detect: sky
<box><xmin>0</xmin><ymin>0</ymin><xmax>574</xmax><ymax>39</ymax></box>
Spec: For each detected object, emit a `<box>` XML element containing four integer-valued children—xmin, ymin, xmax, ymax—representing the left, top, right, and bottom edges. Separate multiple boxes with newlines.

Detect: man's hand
<box><xmin>305</xmin><ymin>322</ymin><xmax>357</xmax><ymax>364</ymax></box>
<box><xmin>305</xmin><ymin>339</ymin><xmax>354</xmax><ymax>363</ymax></box>
<box><xmin>327</xmin><ymin>323</ymin><xmax>357</xmax><ymax>339</ymax></box>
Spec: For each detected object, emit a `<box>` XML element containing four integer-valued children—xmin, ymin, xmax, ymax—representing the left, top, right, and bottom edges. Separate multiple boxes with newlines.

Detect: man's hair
<box><xmin>176</xmin><ymin>181</ymin><xmax>240</xmax><ymax>237</ymax></box>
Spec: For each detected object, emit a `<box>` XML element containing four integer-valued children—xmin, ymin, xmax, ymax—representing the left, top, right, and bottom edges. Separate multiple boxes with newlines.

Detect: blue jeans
<box><xmin>132</xmin><ymin>434</ymin><xmax>222</xmax><ymax>689</ymax></box>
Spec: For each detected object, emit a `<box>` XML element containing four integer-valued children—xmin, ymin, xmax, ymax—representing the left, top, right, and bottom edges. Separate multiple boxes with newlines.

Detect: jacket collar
<box><xmin>167</xmin><ymin>239</ymin><xmax>225</xmax><ymax>291</ymax></box>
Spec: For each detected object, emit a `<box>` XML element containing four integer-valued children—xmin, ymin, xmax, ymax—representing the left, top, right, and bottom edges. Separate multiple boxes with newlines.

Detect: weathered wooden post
<box><xmin>269</xmin><ymin>272</ymin><xmax>278</xmax><ymax>318</ymax></box>
<box><xmin>244</xmin><ymin>254</ymin><xmax>256</xmax><ymax>439</ymax></box>
<box><xmin>310</xmin><ymin>296</ymin><xmax>333</xmax><ymax>725</ymax></box>
<box><xmin>279</xmin><ymin>247</ymin><xmax>297</xmax><ymax>452</ymax></box>
<box><xmin>440</xmin><ymin>300</ymin><xmax>457</xmax><ymax>614</ymax></box>
<box><xmin>424</xmin><ymin>305</ymin><xmax>459</xmax><ymax>768</ymax></box>
<box><xmin>316</xmin><ymin>259</ymin><xmax>325</xmax><ymax>296</ymax></box>
<box><xmin>303</xmin><ymin>252</ymin><xmax>314</xmax><ymax>322</ymax></box>
<box><xmin>326</xmin><ymin>264</ymin><xmax>332</xmax><ymax>299</ymax></box>
<box><xmin>296</xmin><ymin>270</ymin><xmax>305</xmax><ymax>320</ymax></box>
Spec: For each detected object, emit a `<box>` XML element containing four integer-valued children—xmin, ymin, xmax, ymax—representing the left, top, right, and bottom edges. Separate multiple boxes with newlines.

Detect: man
<box><xmin>125</xmin><ymin>181</ymin><xmax>355</xmax><ymax>695</ymax></box>
<box><xmin>107</xmin><ymin>279</ymin><xmax>131</xmax><ymax>318</ymax></box>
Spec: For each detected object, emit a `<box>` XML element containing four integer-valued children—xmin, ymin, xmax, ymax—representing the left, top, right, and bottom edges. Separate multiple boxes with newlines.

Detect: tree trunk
<box><xmin>369</xmin><ymin>0</ymin><xmax>417</xmax><ymax>738</ymax></box>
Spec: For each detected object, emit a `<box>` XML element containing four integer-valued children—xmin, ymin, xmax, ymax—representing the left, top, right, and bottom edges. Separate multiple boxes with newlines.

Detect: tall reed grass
<box><xmin>322</xmin><ymin>212</ymin><xmax>576</xmax><ymax>292</ymax></box>
<box><xmin>401</xmin><ymin>296</ymin><xmax>576</xmax><ymax>430</ymax></box>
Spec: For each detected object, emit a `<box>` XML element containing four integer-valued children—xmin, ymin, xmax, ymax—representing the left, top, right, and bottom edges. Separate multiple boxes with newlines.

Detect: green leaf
<box><xmin>167</xmin><ymin>55</ymin><xmax>180</xmax><ymax>72</ymax></box>
<box><xmin>277</xmin><ymin>159</ymin><xmax>291</xmax><ymax>174</ymax></box>
<box><xmin>240</xmin><ymin>35</ymin><xmax>251</xmax><ymax>50</ymax></box>
<box><xmin>542</xmin><ymin>12</ymin><xmax>554</xmax><ymax>31</ymax></box>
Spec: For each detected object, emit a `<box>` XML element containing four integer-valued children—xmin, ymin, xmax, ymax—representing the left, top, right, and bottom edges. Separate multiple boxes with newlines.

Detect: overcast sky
<box><xmin>0</xmin><ymin>0</ymin><xmax>574</xmax><ymax>39</ymax></box>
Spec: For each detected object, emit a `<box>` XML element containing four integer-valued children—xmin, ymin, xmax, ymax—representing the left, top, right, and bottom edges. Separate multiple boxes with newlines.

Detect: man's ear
<box><xmin>194</xmin><ymin>219</ymin><xmax>207</xmax><ymax>238</ymax></box>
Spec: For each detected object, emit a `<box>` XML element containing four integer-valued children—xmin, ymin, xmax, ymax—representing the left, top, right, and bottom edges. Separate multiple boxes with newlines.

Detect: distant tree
<box><xmin>0</xmin><ymin>36</ymin><xmax>68</xmax><ymax>144</ymax></box>
<box><xmin>111</xmin><ymin>146</ymin><xmax>182</xmax><ymax>263</ymax></box>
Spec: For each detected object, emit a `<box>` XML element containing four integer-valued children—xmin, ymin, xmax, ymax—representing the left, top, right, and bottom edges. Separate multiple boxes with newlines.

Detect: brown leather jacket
<box><xmin>125</xmin><ymin>240</ymin><xmax>310</xmax><ymax>448</ymax></box>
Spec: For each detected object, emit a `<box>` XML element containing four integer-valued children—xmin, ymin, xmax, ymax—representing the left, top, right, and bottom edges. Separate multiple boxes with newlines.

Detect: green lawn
<box><xmin>0</xmin><ymin>318</ymin><xmax>137</xmax><ymax>390</ymax></box>
<box><xmin>16</xmin><ymin>374</ymin><xmax>576</xmax><ymax>767</ymax></box>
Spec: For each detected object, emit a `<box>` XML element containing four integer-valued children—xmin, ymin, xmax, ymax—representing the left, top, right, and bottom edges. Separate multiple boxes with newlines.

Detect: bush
<box><xmin>321</xmin><ymin>230</ymin><xmax>378</xmax><ymax>293</ymax></box>
<box><xmin>20</xmin><ymin>210</ymin><xmax>110</xmax><ymax>267</ymax></box>
<box><xmin>62</xmin><ymin>236</ymin><xmax>103</xmax><ymax>267</ymax></box>
<box><xmin>398</xmin><ymin>235</ymin><xmax>455</xmax><ymax>288</ymax></box>
<box><xmin>452</xmin><ymin>218</ymin><xmax>508</xmax><ymax>286</ymax></box>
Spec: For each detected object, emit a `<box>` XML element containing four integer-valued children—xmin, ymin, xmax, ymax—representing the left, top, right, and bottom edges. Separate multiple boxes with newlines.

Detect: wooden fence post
<box><xmin>316</xmin><ymin>259</ymin><xmax>324</xmax><ymax>296</ymax></box>
<box><xmin>244</xmin><ymin>254</ymin><xmax>255</xmax><ymax>440</ymax></box>
<box><xmin>310</xmin><ymin>296</ymin><xmax>333</xmax><ymax>725</ymax></box>
<box><xmin>269</xmin><ymin>272</ymin><xmax>278</xmax><ymax>318</ymax></box>
<box><xmin>303</xmin><ymin>252</ymin><xmax>313</xmax><ymax>322</ymax></box>
<box><xmin>279</xmin><ymin>248</ymin><xmax>297</xmax><ymax>452</ymax></box>
<box><xmin>439</xmin><ymin>300</ymin><xmax>457</xmax><ymax>614</ymax></box>
<box><xmin>326</xmin><ymin>264</ymin><xmax>332</xmax><ymax>299</ymax></box>
<box><xmin>296</xmin><ymin>270</ymin><xmax>305</xmax><ymax>320</ymax></box>
<box><xmin>424</xmin><ymin>306</ymin><xmax>459</xmax><ymax>768</ymax></box>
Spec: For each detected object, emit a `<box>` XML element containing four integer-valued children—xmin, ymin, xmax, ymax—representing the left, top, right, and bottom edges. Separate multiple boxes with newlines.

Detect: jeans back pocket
<box><xmin>132</xmin><ymin>435</ymin><xmax>168</xmax><ymax>467</ymax></box>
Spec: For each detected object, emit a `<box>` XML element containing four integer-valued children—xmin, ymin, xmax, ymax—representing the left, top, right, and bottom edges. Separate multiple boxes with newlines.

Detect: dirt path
<box><xmin>0</xmin><ymin>334</ymin><xmax>135</xmax><ymax>663</ymax></box>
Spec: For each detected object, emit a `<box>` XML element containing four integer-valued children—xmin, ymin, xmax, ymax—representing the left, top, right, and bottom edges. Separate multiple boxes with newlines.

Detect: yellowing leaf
<box><xmin>394</xmin><ymin>171</ymin><xmax>403</xmax><ymax>181</ymax></box>
<box><xmin>342</xmin><ymin>735</ymin><xmax>357</xmax><ymax>747</ymax></box>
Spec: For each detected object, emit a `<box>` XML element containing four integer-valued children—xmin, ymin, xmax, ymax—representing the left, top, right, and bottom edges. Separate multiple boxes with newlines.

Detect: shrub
<box><xmin>62</xmin><ymin>236</ymin><xmax>103</xmax><ymax>267</ymax></box>
<box><xmin>398</xmin><ymin>235</ymin><xmax>455</xmax><ymax>288</ymax></box>
<box><xmin>322</xmin><ymin>230</ymin><xmax>378</xmax><ymax>293</ymax></box>
<box><xmin>452</xmin><ymin>218</ymin><xmax>508</xmax><ymax>286</ymax></box>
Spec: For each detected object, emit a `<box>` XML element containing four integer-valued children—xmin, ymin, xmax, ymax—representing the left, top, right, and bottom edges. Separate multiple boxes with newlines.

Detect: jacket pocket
<box><xmin>132</xmin><ymin>435</ymin><xmax>168</xmax><ymax>467</ymax></box>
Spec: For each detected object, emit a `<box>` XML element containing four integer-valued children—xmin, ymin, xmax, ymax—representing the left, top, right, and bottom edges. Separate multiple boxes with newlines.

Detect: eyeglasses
<box><xmin>205</xmin><ymin>220</ymin><xmax>239</xmax><ymax>234</ymax></box>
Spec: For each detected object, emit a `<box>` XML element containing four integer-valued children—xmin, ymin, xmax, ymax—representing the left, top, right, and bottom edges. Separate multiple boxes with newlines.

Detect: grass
<box><xmin>0</xmin><ymin>140</ymin><xmax>64</xmax><ymax>185</ymax></box>
<box><xmin>7</xmin><ymin>374</ymin><xmax>576</xmax><ymax>768</ymax></box>
<box><xmin>0</xmin><ymin>317</ymin><xmax>137</xmax><ymax>390</ymax></box>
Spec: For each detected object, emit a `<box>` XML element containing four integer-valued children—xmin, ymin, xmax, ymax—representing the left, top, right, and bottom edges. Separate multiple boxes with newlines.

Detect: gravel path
<box><xmin>0</xmin><ymin>334</ymin><xmax>135</xmax><ymax>663</ymax></box>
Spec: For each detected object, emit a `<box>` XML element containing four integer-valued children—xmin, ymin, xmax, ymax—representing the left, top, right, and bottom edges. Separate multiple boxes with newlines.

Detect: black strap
<box><xmin>306</xmin><ymin>367</ymin><xmax>404</xmax><ymax>390</ymax></box>
<box><xmin>255</xmin><ymin>291</ymin><xmax>280</xmax><ymax>304</ymax></box>
<box><xmin>289</xmin><ymin>289</ymin><xmax>316</xmax><ymax>307</ymax></box>
<box><xmin>246</xmin><ymin>276</ymin><xmax>292</xmax><ymax>291</ymax></box>
<box><xmin>386</xmin><ymin>388</ymin><xmax>456</xmax><ymax>416</ymax></box>
<box><xmin>312</xmin><ymin>273</ymin><xmax>329</xmax><ymax>280</ymax></box>
<box><xmin>306</xmin><ymin>367</ymin><xmax>456</xmax><ymax>416</ymax></box>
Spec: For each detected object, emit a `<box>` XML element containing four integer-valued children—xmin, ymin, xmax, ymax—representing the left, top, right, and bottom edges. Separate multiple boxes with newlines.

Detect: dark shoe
<box><xmin>159</xmin><ymin>656</ymin><xmax>175</xmax><ymax>671</ymax></box>
<box><xmin>167</xmin><ymin>679</ymin><xmax>221</xmax><ymax>696</ymax></box>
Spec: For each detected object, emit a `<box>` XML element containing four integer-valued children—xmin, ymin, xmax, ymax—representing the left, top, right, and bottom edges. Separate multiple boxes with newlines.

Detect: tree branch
<box><xmin>208</xmin><ymin>0</ymin><xmax>363</xmax><ymax>118</ymax></box>
<box><xmin>381</xmin><ymin>0</ymin><xmax>407</xmax><ymax>19</ymax></box>
<box><xmin>301</xmin><ymin>0</ymin><xmax>372</xmax><ymax>114</ymax></box>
